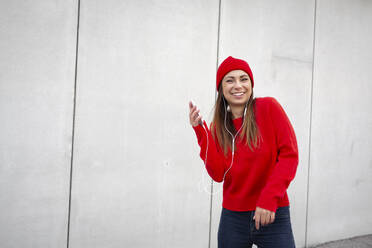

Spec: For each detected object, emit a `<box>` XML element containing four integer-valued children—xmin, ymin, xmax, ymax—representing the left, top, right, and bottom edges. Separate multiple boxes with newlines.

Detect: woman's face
<box><xmin>222</xmin><ymin>70</ymin><xmax>252</xmax><ymax>107</ymax></box>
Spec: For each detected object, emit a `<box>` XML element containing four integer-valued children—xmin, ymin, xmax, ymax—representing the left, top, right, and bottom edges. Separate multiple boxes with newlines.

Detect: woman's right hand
<box><xmin>189</xmin><ymin>101</ymin><xmax>203</xmax><ymax>127</ymax></box>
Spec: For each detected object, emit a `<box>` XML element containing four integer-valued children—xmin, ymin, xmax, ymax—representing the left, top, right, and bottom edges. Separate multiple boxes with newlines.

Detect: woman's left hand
<box><xmin>253</xmin><ymin>207</ymin><xmax>275</xmax><ymax>230</ymax></box>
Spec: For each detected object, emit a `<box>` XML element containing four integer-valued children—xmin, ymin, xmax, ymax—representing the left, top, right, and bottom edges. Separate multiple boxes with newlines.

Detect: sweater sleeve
<box><xmin>256</xmin><ymin>97</ymin><xmax>299</xmax><ymax>212</ymax></box>
<box><xmin>192</xmin><ymin>120</ymin><xmax>227</xmax><ymax>183</ymax></box>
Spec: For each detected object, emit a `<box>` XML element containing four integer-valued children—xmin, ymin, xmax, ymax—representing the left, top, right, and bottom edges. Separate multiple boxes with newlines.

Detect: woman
<box><xmin>188</xmin><ymin>56</ymin><xmax>298</xmax><ymax>248</ymax></box>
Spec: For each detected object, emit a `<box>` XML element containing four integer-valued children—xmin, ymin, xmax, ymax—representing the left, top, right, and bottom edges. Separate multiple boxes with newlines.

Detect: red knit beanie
<box><xmin>216</xmin><ymin>56</ymin><xmax>254</xmax><ymax>91</ymax></box>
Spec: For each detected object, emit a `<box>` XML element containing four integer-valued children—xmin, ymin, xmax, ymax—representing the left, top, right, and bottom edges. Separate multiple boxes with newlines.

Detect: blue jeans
<box><xmin>218</xmin><ymin>206</ymin><xmax>296</xmax><ymax>248</ymax></box>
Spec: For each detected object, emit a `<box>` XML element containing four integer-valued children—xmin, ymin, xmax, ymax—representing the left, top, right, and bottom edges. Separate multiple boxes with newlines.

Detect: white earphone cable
<box><xmin>199</xmin><ymin>98</ymin><xmax>248</xmax><ymax>195</ymax></box>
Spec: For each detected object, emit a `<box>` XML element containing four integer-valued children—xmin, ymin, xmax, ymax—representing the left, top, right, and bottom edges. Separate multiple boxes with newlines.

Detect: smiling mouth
<box><xmin>232</xmin><ymin>92</ymin><xmax>245</xmax><ymax>96</ymax></box>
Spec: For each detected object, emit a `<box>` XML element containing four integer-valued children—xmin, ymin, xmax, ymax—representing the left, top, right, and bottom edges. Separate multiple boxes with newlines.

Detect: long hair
<box><xmin>210</xmin><ymin>84</ymin><xmax>263</xmax><ymax>158</ymax></box>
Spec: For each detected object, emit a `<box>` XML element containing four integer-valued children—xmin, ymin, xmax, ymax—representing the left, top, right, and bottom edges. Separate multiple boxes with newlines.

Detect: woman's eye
<box><xmin>242</xmin><ymin>78</ymin><xmax>248</xmax><ymax>81</ymax></box>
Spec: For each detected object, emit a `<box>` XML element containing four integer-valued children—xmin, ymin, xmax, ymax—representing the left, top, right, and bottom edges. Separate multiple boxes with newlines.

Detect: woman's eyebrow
<box><xmin>225</xmin><ymin>75</ymin><xmax>249</xmax><ymax>79</ymax></box>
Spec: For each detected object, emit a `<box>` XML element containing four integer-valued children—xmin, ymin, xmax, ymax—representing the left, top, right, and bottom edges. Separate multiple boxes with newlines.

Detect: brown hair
<box><xmin>210</xmin><ymin>84</ymin><xmax>263</xmax><ymax>157</ymax></box>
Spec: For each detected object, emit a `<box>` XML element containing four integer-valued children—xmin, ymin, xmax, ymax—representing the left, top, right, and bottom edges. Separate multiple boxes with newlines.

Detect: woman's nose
<box><xmin>234</xmin><ymin>80</ymin><xmax>243</xmax><ymax>88</ymax></box>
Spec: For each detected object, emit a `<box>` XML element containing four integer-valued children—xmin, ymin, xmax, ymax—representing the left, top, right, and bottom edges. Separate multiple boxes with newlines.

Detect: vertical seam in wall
<box><xmin>67</xmin><ymin>0</ymin><xmax>81</xmax><ymax>247</ymax></box>
<box><xmin>215</xmin><ymin>0</ymin><xmax>221</xmax><ymax>103</ymax></box>
<box><xmin>209</xmin><ymin>0</ymin><xmax>222</xmax><ymax>247</ymax></box>
<box><xmin>305</xmin><ymin>0</ymin><xmax>317</xmax><ymax>247</ymax></box>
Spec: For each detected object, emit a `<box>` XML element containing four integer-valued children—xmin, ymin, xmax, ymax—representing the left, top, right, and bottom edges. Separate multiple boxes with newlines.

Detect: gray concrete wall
<box><xmin>0</xmin><ymin>0</ymin><xmax>77</xmax><ymax>247</ymax></box>
<box><xmin>0</xmin><ymin>0</ymin><xmax>371</xmax><ymax>248</ymax></box>
<box><xmin>307</xmin><ymin>0</ymin><xmax>372</xmax><ymax>246</ymax></box>
<box><xmin>68</xmin><ymin>0</ymin><xmax>217</xmax><ymax>247</ymax></box>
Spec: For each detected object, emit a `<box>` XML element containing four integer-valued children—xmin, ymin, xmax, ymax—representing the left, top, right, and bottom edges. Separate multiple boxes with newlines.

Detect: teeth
<box><xmin>233</xmin><ymin>92</ymin><xmax>244</xmax><ymax>96</ymax></box>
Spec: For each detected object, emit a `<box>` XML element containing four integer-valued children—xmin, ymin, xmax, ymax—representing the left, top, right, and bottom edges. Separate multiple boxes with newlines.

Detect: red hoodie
<box><xmin>192</xmin><ymin>96</ymin><xmax>298</xmax><ymax>212</ymax></box>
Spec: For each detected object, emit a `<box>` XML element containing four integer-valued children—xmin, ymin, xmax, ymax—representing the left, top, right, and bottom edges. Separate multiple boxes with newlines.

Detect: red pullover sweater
<box><xmin>192</xmin><ymin>97</ymin><xmax>298</xmax><ymax>212</ymax></box>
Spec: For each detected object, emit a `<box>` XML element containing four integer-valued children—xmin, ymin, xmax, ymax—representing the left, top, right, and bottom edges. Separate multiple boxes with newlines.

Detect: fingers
<box><xmin>189</xmin><ymin>103</ymin><xmax>198</xmax><ymax>116</ymax></box>
<box><xmin>188</xmin><ymin>101</ymin><xmax>200</xmax><ymax>119</ymax></box>
<box><xmin>194</xmin><ymin>114</ymin><xmax>202</xmax><ymax>126</ymax></box>
<box><xmin>188</xmin><ymin>101</ymin><xmax>202</xmax><ymax>126</ymax></box>
<box><xmin>189</xmin><ymin>101</ymin><xmax>196</xmax><ymax>110</ymax></box>
<box><xmin>270</xmin><ymin>212</ymin><xmax>275</xmax><ymax>224</ymax></box>
<box><xmin>254</xmin><ymin>213</ymin><xmax>260</xmax><ymax>230</ymax></box>
<box><xmin>266</xmin><ymin>211</ymin><xmax>271</xmax><ymax>225</ymax></box>
<box><xmin>254</xmin><ymin>207</ymin><xmax>275</xmax><ymax>230</ymax></box>
<box><xmin>189</xmin><ymin>104</ymin><xmax>197</xmax><ymax>118</ymax></box>
<box><xmin>191</xmin><ymin>108</ymin><xmax>201</xmax><ymax>122</ymax></box>
<box><xmin>196</xmin><ymin>115</ymin><xmax>202</xmax><ymax>124</ymax></box>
